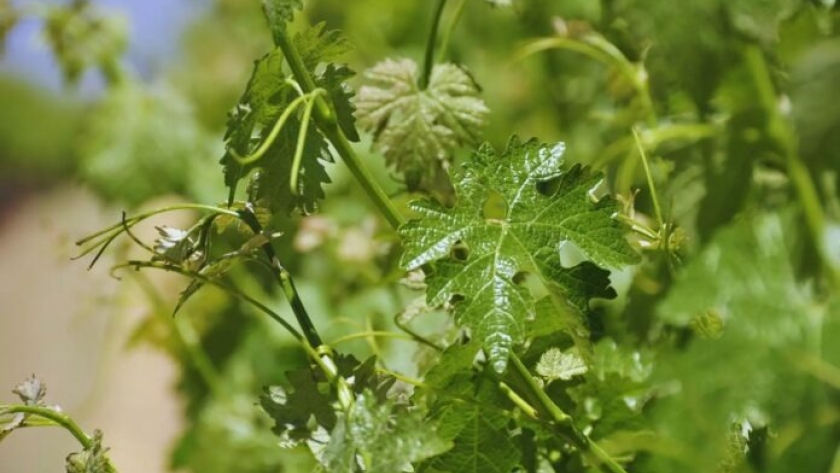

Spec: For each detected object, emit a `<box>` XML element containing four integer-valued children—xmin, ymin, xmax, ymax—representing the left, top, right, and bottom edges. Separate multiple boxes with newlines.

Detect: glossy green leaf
<box><xmin>400</xmin><ymin>136</ymin><xmax>638</xmax><ymax>372</ymax></box>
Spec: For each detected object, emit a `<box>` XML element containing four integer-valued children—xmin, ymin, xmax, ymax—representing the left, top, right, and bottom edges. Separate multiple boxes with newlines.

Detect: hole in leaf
<box><xmin>515</xmin><ymin>271</ymin><xmax>547</xmax><ymax>300</ymax></box>
<box><xmin>536</xmin><ymin>177</ymin><xmax>560</xmax><ymax>197</ymax></box>
<box><xmin>587</xmin><ymin>178</ymin><xmax>607</xmax><ymax>202</ymax></box>
<box><xmin>558</xmin><ymin>241</ymin><xmax>587</xmax><ymax>267</ymax></box>
<box><xmin>482</xmin><ymin>190</ymin><xmax>507</xmax><ymax>221</ymax></box>
<box><xmin>450</xmin><ymin>241</ymin><xmax>470</xmax><ymax>261</ymax></box>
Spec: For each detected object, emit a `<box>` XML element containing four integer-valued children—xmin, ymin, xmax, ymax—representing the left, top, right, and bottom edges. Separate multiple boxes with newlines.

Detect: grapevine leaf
<box><xmin>400</xmin><ymin>136</ymin><xmax>638</xmax><ymax>372</ymax></box>
<box><xmin>423</xmin><ymin>342</ymin><xmax>481</xmax><ymax>389</ymax></box>
<box><xmin>356</xmin><ymin>58</ymin><xmax>489</xmax><ymax>193</ymax></box>
<box><xmin>65</xmin><ymin>430</ymin><xmax>110</xmax><ymax>473</ymax></box>
<box><xmin>12</xmin><ymin>375</ymin><xmax>47</xmax><ymax>406</ymax></box>
<box><xmin>321</xmin><ymin>390</ymin><xmax>450</xmax><ymax>472</ymax></box>
<box><xmin>421</xmin><ymin>377</ymin><xmax>521</xmax><ymax>473</ymax></box>
<box><xmin>535</xmin><ymin>347</ymin><xmax>587</xmax><ymax>383</ymax></box>
<box><xmin>319</xmin><ymin>63</ymin><xmax>360</xmax><ymax>142</ymax></box>
<box><xmin>261</xmin><ymin>0</ymin><xmax>302</xmax><ymax>41</ymax></box>
<box><xmin>293</xmin><ymin>23</ymin><xmax>359</xmax><ymax>141</ymax></box>
<box><xmin>220</xmin><ymin>49</ymin><xmax>332</xmax><ymax>214</ymax></box>
<box><xmin>261</xmin><ymin>370</ymin><xmax>337</xmax><ymax>446</ymax></box>
<box><xmin>260</xmin><ymin>355</ymin><xmax>395</xmax><ymax>448</ymax></box>
<box><xmin>292</xmin><ymin>22</ymin><xmax>352</xmax><ymax>73</ymax></box>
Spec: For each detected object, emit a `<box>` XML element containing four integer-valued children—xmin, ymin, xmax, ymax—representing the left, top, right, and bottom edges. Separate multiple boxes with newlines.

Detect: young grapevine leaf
<box><xmin>292</xmin><ymin>22</ymin><xmax>359</xmax><ymax>141</ymax></box>
<box><xmin>261</xmin><ymin>0</ymin><xmax>302</xmax><ymax>39</ymax></box>
<box><xmin>12</xmin><ymin>375</ymin><xmax>47</xmax><ymax>406</ymax></box>
<box><xmin>222</xmin><ymin>17</ymin><xmax>361</xmax><ymax>213</ymax></box>
<box><xmin>321</xmin><ymin>390</ymin><xmax>450</xmax><ymax>472</ymax></box>
<box><xmin>535</xmin><ymin>347</ymin><xmax>587</xmax><ymax>383</ymax></box>
<box><xmin>400</xmin><ymin>136</ymin><xmax>638</xmax><ymax>372</ymax></box>
<box><xmin>356</xmin><ymin>58</ymin><xmax>489</xmax><ymax>193</ymax></box>
<box><xmin>220</xmin><ymin>49</ymin><xmax>332</xmax><ymax>214</ymax></box>
<box><xmin>65</xmin><ymin>430</ymin><xmax>110</xmax><ymax>473</ymax></box>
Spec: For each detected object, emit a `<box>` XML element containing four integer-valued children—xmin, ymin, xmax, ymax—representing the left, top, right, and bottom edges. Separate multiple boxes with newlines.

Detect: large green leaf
<box><xmin>421</xmin><ymin>377</ymin><xmax>521</xmax><ymax>473</ymax></box>
<box><xmin>400</xmin><ymin>136</ymin><xmax>638</xmax><ymax>372</ymax></box>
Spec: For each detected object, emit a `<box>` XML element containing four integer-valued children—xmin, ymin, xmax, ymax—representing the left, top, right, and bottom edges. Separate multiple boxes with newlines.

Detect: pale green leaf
<box><xmin>535</xmin><ymin>347</ymin><xmax>587</xmax><ymax>382</ymax></box>
<box><xmin>66</xmin><ymin>430</ymin><xmax>110</xmax><ymax>473</ymax></box>
<box><xmin>356</xmin><ymin>58</ymin><xmax>489</xmax><ymax>193</ymax></box>
<box><xmin>12</xmin><ymin>375</ymin><xmax>47</xmax><ymax>406</ymax></box>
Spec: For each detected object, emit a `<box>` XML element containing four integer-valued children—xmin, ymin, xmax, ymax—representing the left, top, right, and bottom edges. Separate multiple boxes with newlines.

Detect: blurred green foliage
<box><xmin>3</xmin><ymin>0</ymin><xmax>840</xmax><ymax>472</ymax></box>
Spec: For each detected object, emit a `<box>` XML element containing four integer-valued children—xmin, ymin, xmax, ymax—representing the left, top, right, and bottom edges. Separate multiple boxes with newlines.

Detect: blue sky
<box><xmin>1</xmin><ymin>0</ymin><xmax>205</xmax><ymax>95</ymax></box>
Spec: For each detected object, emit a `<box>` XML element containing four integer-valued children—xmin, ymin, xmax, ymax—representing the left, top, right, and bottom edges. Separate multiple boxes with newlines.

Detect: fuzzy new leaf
<box><xmin>400</xmin><ymin>136</ymin><xmax>638</xmax><ymax>372</ymax></box>
<box><xmin>356</xmin><ymin>58</ymin><xmax>488</xmax><ymax>193</ymax></box>
<box><xmin>535</xmin><ymin>347</ymin><xmax>587</xmax><ymax>382</ymax></box>
<box><xmin>65</xmin><ymin>430</ymin><xmax>110</xmax><ymax>473</ymax></box>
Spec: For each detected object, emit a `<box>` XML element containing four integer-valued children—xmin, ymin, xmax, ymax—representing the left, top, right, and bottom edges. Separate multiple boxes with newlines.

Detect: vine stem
<box><xmin>420</xmin><ymin>0</ymin><xmax>449</xmax><ymax>89</ymax></box>
<box><xmin>236</xmin><ymin>206</ymin><xmax>322</xmax><ymax>347</ymax></box>
<box><xmin>2</xmin><ymin>405</ymin><xmax>118</xmax><ymax>473</ymax></box>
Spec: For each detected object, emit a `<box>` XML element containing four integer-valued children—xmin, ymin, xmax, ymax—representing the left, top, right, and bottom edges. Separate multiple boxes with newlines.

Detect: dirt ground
<box><xmin>0</xmin><ymin>185</ymin><xmax>182</xmax><ymax>472</ymax></box>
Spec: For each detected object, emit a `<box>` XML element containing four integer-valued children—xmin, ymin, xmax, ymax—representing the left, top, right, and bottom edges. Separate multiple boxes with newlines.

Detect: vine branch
<box><xmin>1</xmin><ymin>405</ymin><xmax>118</xmax><ymax>473</ymax></box>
